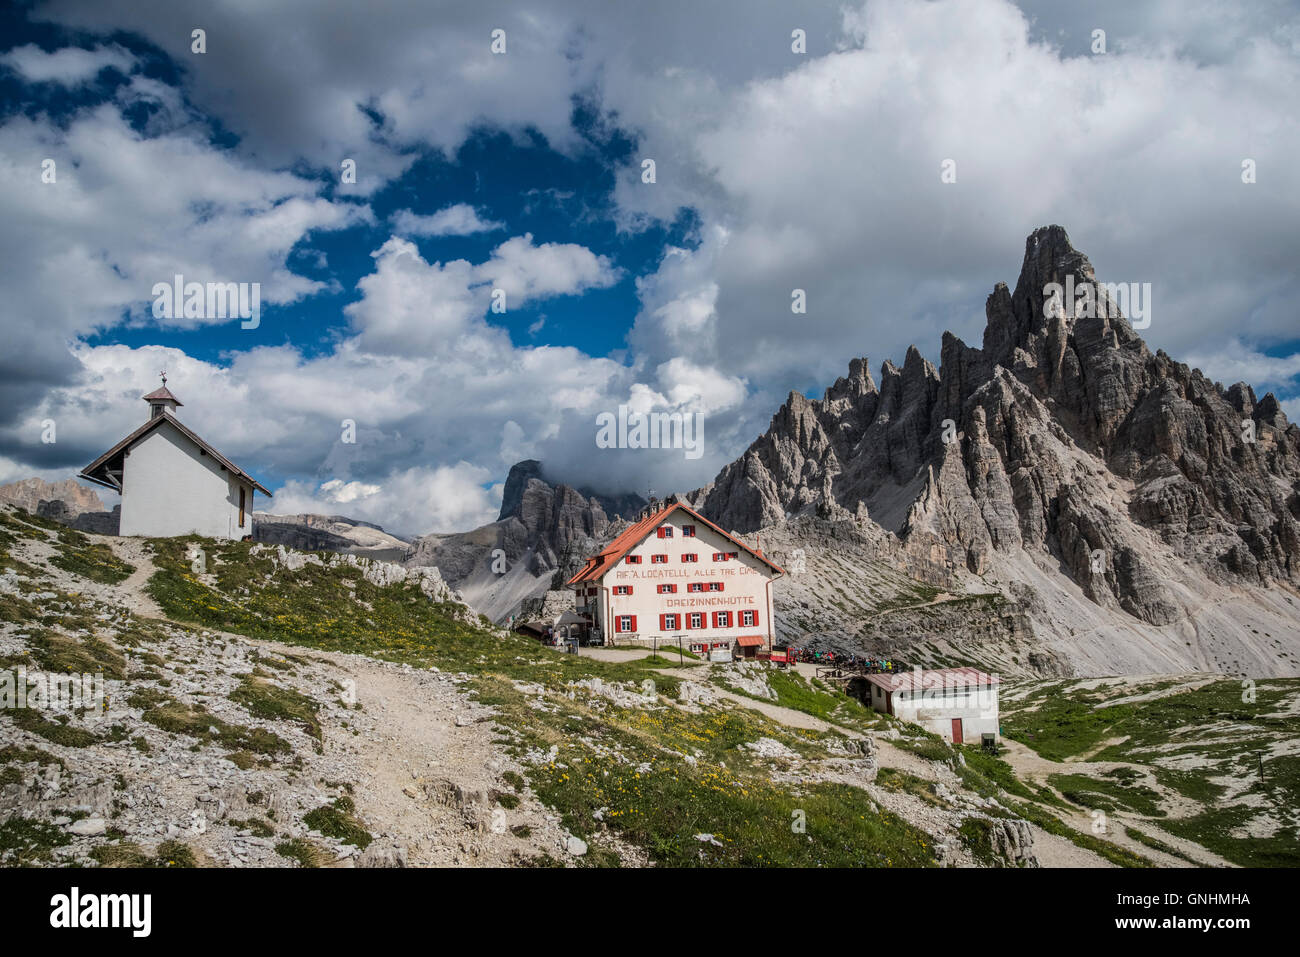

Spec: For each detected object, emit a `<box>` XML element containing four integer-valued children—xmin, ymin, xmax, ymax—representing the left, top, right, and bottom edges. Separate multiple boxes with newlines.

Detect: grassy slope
<box><xmin>0</xmin><ymin>513</ymin><xmax>1236</xmax><ymax>868</ymax></box>
<box><xmin>143</xmin><ymin>536</ymin><xmax>937</xmax><ymax>867</ymax></box>
<box><xmin>1002</xmin><ymin>678</ymin><xmax>1300</xmax><ymax>867</ymax></box>
<box><xmin>7</xmin><ymin>514</ymin><xmax>1268</xmax><ymax>868</ymax></box>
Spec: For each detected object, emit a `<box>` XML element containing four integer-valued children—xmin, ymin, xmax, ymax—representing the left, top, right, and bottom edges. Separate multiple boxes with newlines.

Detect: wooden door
<box><xmin>951</xmin><ymin>718</ymin><xmax>963</xmax><ymax>744</ymax></box>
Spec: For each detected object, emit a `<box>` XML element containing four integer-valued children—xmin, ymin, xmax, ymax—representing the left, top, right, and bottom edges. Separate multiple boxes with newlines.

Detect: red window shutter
<box><xmin>630</xmin><ymin>615</ymin><xmax>637</xmax><ymax>632</ymax></box>
<box><xmin>614</xmin><ymin>616</ymin><xmax>624</xmax><ymax>634</ymax></box>
<box><xmin>712</xmin><ymin>612</ymin><xmax>720</xmax><ymax>628</ymax></box>
<box><xmin>659</xmin><ymin>614</ymin><xmax>666</xmax><ymax>630</ymax></box>
<box><xmin>699</xmin><ymin>613</ymin><xmax>707</xmax><ymax>629</ymax></box>
<box><xmin>753</xmin><ymin>611</ymin><xmax>760</xmax><ymax>627</ymax></box>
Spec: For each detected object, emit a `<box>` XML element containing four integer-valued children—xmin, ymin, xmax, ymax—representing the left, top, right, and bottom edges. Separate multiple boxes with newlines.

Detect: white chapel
<box><xmin>80</xmin><ymin>377</ymin><xmax>270</xmax><ymax>539</ymax></box>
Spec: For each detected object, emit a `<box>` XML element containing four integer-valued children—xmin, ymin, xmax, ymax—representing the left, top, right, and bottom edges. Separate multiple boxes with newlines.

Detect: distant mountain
<box><xmin>496</xmin><ymin>459</ymin><xmax>645</xmax><ymax>525</ymax></box>
<box><xmin>253</xmin><ymin>512</ymin><xmax>410</xmax><ymax>560</ymax></box>
<box><xmin>404</xmin><ymin>460</ymin><xmax>645</xmax><ymax>622</ymax></box>
<box><xmin>0</xmin><ymin>476</ymin><xmax>119</xmax><ymax>533</ymax></box>
<box><xmin>0</xmin><ymin>477</ymin><xmax>104</xmax><ymax>516</ymax></box>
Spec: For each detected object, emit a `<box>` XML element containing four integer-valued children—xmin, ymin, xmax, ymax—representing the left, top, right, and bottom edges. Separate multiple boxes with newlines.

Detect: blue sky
<box><xmin>1</xmin><ymin>0</ymin><xmax>1297</xmax><ymax>535</ymax></box>
<box><xmin>88</xmin><ymin>124</ymin><xmax>694</xmax><ymax>366</ymax></box>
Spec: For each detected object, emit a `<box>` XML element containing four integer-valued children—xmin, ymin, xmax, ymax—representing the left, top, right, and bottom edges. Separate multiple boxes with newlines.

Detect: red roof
<box><xmin>566</xmin><ymin>501</ymin><xmax>785</xmax><ymax>586</ymax></box>
<box><xmin>864</xmin><ymin>667</ymin><xmax>999</xmax><ymax>694</ymax></box>
<box><xmin>142</xmin><ymin>386</ymin><xmax>183</xmax><ymax>406</ymax></box>
<box><xmin>736</xmin><ymin>635</ymin><xmax>765</xmax><ymax>647</ymax></box>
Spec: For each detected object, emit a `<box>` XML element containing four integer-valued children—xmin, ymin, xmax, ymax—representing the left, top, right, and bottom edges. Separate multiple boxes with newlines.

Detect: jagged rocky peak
<box><xmin>823</xmin><ymin>356</ymin><xmax>876</xmax><ymax>403</ymax></box>
<box><xmin>498</xmin><ymin>458</ymin><xmax>645</xmax><ymax>527</ymax></box>
<box><xmin>406</xmin><ymin>460</ymin><xmax>647</xmax><ymax>608</ymax></box>
<box><xmin>498</xmin><ymin>459</ymin><xmax>547</xmax><ymax>521</ymax></box>
<box><xmin>691</xmin><ymin>225</ymin><xmax>1300</xmax><ymax>632</ymax></box>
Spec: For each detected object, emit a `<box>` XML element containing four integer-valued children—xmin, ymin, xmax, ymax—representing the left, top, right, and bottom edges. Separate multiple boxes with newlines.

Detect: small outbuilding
<box><xmin>863</xmin><ymin>667</ymin><xmax>999</xmax><ymax>744</ymax></box>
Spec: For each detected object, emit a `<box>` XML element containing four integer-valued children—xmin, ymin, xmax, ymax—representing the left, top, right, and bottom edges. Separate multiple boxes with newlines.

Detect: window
<box><xmin>652</xmin><ymin>554</ymin><xmax>668</xmax><ymax>563</ymax></box>
<box><xmin>657</xmin><ymin>583</ymin><xmax>677</xmax><ymax>594</ymax></box>
<box><xmin>707</xmin><ymin>582</ymin><xmax>724</xmax><ymax>592</ymax></box>
<box><xmin>239</xmin><ymin>486</ymin><xmax>246</xmax><ymax>526</ymax></box>
<box><xmin>687</xmin><ymin>583</ymin><xmax>704</xmax><ymax>593</ymax></box>
<box><xmin>688</xmin><ymin>612</ymin><xmax>705</xmax><ymax>629</ymax></box>
<box><xmin>682</xmin><ymin>525</ymin><xmax>696</xmax><ymax>537</ymax></box>
<box><xmin>713</xmin><ymin>611</ymin><xmax>732</xmax><ymax>628</ymax></box>
<box><xmin>657</xmin><ymin>526</ymin><xmax>673</xmax><ymax>538</ymax></box>
<box><xmin>613</xmin><ymin>585</ymin><xmax>633</xmax><ymax>596</ymax></box>
<box><xmin>626</xmin><ymin>555</ymin><xmax>642</xmax><ymax>564</ymax></box>
<box><xmin>681</xmin><ymin>553</ymin><xmax>698</xmax><ymax>563</ymax></box>
<box><xmin>741</xmin><ymin>610</ymin><xmax>757</xmax><ymax>627</ymax></box>
<box><xmin>727</xmin><ymin>552</ymin><xmax>738</xmax><ymax>560</ymax></box>
<box><xmin>659</xmin><ymin>613</ymin><xmax>680</xmax><ymax>630</ymax></box>
<box><xmin>616</xmin><ymin>615</ymin><xmax>637</xmax><ymax>633</ymax></box>
<box><xmin>712</xmin><ymin>553</ymin><xmax>724</xmax><ymax>562</ymax></box>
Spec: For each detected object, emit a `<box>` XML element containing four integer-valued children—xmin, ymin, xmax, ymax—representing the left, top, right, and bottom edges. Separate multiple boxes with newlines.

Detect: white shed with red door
<box><xmin>864</xmin><ymin>667</ymin><xmax>999</xmax><ymax>743</ymax></box>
